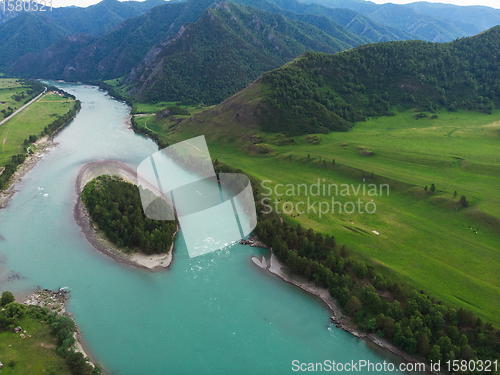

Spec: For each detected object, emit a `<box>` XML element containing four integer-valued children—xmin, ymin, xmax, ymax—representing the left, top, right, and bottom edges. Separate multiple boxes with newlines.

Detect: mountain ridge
<box><xmin>126</xmin><ymin>1</ymin><xmax>356</xmax><ymax>105</ymax></box>
<box><xmin>295</xmin><ymin>0</ymin><xmax>497</xmax><ymax>42</ymax></box>
<box><xmin>161</xmin><ymin>25</ymin><xmax>500</xmax><ymax>139</ymax></box>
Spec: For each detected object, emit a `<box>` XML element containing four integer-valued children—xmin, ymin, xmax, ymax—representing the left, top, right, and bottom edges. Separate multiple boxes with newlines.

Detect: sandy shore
<box><xmin>251</xmin><ymin>250</ymin><xmax>435</xmax><ymax>373</ymax></box>
<box><xmin>74</xmin><ymin>160</ymin><xmax>178</xmax><ymax>271</ymax></box>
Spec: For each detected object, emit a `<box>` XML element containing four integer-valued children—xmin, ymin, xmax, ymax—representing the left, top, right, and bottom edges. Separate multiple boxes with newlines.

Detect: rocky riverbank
<box><xmin>251</xmin><ymin>251</ymin><xmax>435</xmax><ymax>373</ymax></box>
<box><xmin>239</xmin><ymin>235</ymin><xmax>269</xmax><ymax>248</ymax></box>
<box><xmin>23</xmin><ymin>288</ymin><xmax>70</xmax><ymax>315</ymax></box>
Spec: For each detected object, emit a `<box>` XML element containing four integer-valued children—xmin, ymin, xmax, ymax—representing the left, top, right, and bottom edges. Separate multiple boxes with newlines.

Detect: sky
<box><xmin>54</xmin><ymin>0</ymin><xmax>500</xmax><ymax>9</ymax></box>
<box><xmin>371</xmin><ymin>0</ymin><xmax>500</xmax><ymax>7</ymax></box>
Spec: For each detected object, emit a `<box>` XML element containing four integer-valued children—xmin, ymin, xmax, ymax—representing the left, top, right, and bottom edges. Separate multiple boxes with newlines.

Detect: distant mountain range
<box><xmin>2</xmin><ymin>0</ymin><xmax>499</xmax><ymax>105</ymax></box>
<box><xmin>296</xmin><ymin>0</ymin><xmax>500</xmax><ymax>42</ymax></box>
<box><xmin>0</xmin><ymin>0</ymin><xmax>168</xmax><ymax>35</ymax></box>
<box><xmin>0</xmin><ymin>0</ymin><xmax>168</xmax><ymax>69</ymax></box>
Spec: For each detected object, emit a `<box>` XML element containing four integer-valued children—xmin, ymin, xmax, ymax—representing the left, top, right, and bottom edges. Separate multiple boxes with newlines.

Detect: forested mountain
<box><xmin>406</xmin><ymin>2</ymin><xmax>500</xmax><ymax>32</ymax></box>
<box><xmin>0</xmin><ymin>13</ymin><xmax>68</xmax><ymax>69</ymax></box>
<box><xmin>296</xmin><ymin>0</ymin><xmax>493</xmax><ymax>42</ymax></box>
<box><xmin>41</xmin><ymin>0</ymin><xmax>169</xmax><ymax>36</ymax></box>
<box><xmin>9</xmin><ymin>0</ymin><xmax>215</xmax><ymax>80</ymax></box>
<box><xmin>126</xmin><ymin>2</ymin><xmax>358</xmax><ymax>105</ymax></box>
<box><xmin>0</xmin><ymin>0</ymin><xmax>168</xmax><ymax>70</ymax></box>
<box><xmin>0</xmin><ymin>0</ymin><xmax>168</xmax><ymax>35</ymax></box>
<box><xmin>358</xmin><ymin>3</ymin><xmax>479</xmax><ymax>42</ymax></box>
<box><xmin>8</xmin><ymin>34</ymin><xmax>96</xmax><ymax>80</ymax></box>
<box><xmin>8</xmin><ymin>0</ymin><xmax>413</xmax><ymax>93</ymax></box>
<box><xmin>166</xmin><ymin>26</ymin><xmax>500</xmax><ymax>137</ymax></box>
<box><xmin>236</xmin><ymin>0</ymin><xmax>368</xmax><ymax>45</ymax></box>
<box><xmin>5</xmin><ymin>0</ymin><xmax>497</xmax><ymax>96</ymax></box>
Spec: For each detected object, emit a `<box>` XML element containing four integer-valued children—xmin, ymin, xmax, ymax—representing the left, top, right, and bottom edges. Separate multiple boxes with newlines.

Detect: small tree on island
<box><xmin>453</xmin><ymin>191</ymin><xmax>457</xmax><ymax>198</ymax></box>
<box><xmin>430</xmin><ymin>184</ymin><xmax>436</xmax><ymax>193</ymax></box>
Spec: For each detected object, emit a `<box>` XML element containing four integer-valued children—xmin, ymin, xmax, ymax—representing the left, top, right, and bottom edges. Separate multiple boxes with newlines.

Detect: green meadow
<box><xmin>0</xmin><ymin>79</ymin><xmax>33</xmax><ymax>114</ymax></box>
<box><xmin>0</xmin><ymin>93</ymin><xmax>75</xmax><ymax>167</ymax></box>
<box><xmin>133</xmin><ymin>102</ymin><xmax>213</xmax><ymax>115</ymax></box>
<box><xmin>0</xmin><ymin>315</ymin><xmax>71</xmax><ymax>374</ymax></box>
<box><xmin>154</xmin><ymin>108</ymin><xmax>500</xmax><ymax>325</ymax></box>
<box><xmin>134</xmin><ymin>102</ymin><xmax>177</xmax><ymax>114</ymax></box>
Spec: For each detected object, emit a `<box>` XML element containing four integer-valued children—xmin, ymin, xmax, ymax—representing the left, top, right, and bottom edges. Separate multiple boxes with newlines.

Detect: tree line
<box><xmin>252</xmin><ymin>204</ymin><xmax>499</xmax><ymax>371</ymax></box>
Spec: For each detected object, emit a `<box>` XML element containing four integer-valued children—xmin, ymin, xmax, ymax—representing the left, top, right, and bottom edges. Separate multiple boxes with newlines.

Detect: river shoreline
<box><xmin>21</xmin><ymin>288</ymin><xmax>100</xmax><ymax>371</ymax></box>
<box><xmin>0</xmin><ymin>124</ymin><xmax>101</xmax><ymax>371</ymax></box>
<box><xmin>250</xmin><ymin>250</ymin><xmax>436</xmax><ymax>374</ymax></box>
<box><xmin>73</xmin><ymin>160</ymin><xmax>178</xmax><ymax>271</ymax></box>
<box><xmin>0</xmin><ymin>137</ymin><xmax>56</xmax><ymax>210</ymax></box>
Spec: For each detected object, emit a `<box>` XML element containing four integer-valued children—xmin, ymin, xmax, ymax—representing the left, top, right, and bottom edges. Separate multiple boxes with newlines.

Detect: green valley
<box><xmin>135</xmin><ymin>106</ymin><xmax>500</xmax><ymax>326</ymax></box>
<box><xmin>1</xmin><ymin>0</ymin><xmax>500</xmax><ymax>372</ymax></box>
<box><xmin>131</xmin><ymin>28</ymin><xmax>500</xmax><ymax>326</ymax></box>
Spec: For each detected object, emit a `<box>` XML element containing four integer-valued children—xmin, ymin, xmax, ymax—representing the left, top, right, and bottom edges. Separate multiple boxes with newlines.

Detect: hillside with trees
<box><xmin>8</xmin><ymin>34</ymin><xmax>97</xmax><ymax>81</ymax></box>
<box><xmin>7</xmin><ymin>0</ymin><xmax>214</xmax><ymax>81</ymax></box>
<box><xmin>239</xmin><ymin>0</ymin><xmax>414</xmax><ymax>42</ymax></box>
<box><xmin>40</xmin><ymin>0</ymin><xmax>168</xmax><ymax>37</ymax></box>
<box><xmin>126</xmin><ymin>2</ymin><xmax>357</xmax><ymax>105</ymax></box>
<box><xmin>0</xmin><ymin>13</ymin><xmax>68</xmax><ymax>70</ymax></box>
<box><xmin>0</xmin><ymin>0</ymin><xmax>167</xmax><ymax>70</ymax></box>
<box><xmin>163</xmin><ymin>25</ymin><xmax>500</xmax><ymax>137</ymax></box>
<box><xmin>258</xmin><ymin>25</ymin><xmax>500</xmax><ymax>134</ymax></box>
<box><xmin>5</xmin><ymin>0</ymin><xmax>432</xmax><ymax>87</ymax></box>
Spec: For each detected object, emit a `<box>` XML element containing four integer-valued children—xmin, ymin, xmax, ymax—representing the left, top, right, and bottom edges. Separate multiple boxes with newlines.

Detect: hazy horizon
<box><xmin>54</xmin><ymin>0</ymin><xmax>500</xmax><ymax>10</ymax></box>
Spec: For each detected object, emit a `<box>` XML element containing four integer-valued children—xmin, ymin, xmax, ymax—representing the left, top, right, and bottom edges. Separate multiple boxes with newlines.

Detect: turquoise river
<box><xmin>0</xmin><ymin>83</ymin><xmax>419</xmax><ymax>374</ymax></box>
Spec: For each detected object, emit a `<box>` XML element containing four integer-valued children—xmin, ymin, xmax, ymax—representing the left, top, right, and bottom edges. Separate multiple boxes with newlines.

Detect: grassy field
<box><xmin>0</xmin><ymin>79</ymin><xmax>37</xmax><ymax>115</ymax></box>
<box><xmin>0</xmin><ymin>92</ymin><xmax>75</xmax><ymax>167</ymax></box>
<box><xmin>154</xmin><ymin>108</ymin><xmax>500</xmax><ymax>325</ymax></box>
<box><xmin>0</xmin><ymin>315</ymin><xmax>71</xmax><ymax>374</ymax></box>
<box><xmin>133</xmin><ymin>102</ymin><xmax>213</xmax><ymax>115</ymax></box>
<box><xmin>134</xmin><ymin>102</ymin><xmax>177</xmax><ymax>114</ymax></box>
